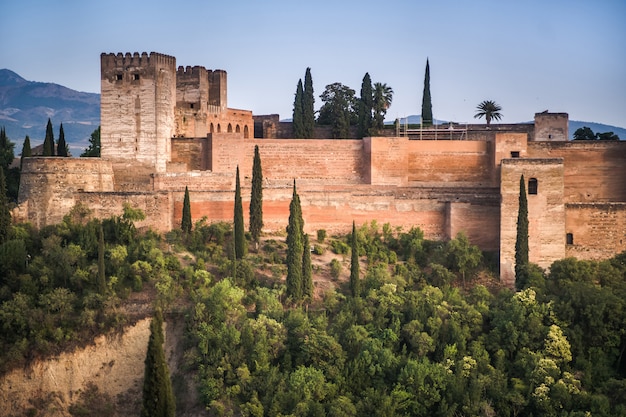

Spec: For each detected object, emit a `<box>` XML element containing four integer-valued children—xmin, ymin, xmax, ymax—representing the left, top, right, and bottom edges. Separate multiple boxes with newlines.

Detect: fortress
<box><xmin>14</xmin><ymin>52</ymin><xmax>626</xmax><ymax>287</ymax></box>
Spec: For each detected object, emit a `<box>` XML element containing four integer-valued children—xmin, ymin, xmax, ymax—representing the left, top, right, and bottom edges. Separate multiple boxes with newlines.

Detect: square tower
<box><xmin>534</xmin><ymin>112</ymin><xmax>569</xmax><ymax>141</ymax></box>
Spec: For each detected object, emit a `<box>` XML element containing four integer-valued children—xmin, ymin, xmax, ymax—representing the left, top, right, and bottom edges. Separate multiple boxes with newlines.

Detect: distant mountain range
<box><xmin>1</xmin><ymin>69</ymin><xmax>623</xmax><ymax>156</ymax></box>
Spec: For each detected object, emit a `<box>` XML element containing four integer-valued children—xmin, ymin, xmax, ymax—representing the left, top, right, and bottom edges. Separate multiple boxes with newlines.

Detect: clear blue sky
<box><xmin>1</xmin><ymin>0</ymin><xmax>625</xmax><ymax>127</ymax></box>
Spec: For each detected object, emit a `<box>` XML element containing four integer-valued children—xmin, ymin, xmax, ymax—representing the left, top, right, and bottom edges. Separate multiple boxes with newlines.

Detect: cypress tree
<box><xmin>350</xmin><ymin>221</ymin><xmax>361</xmax><ymax>297</ymax></box>
<box><xmin>249</xmin><ymin>145</ymin><xmax>263</xmax><ymax>247</ymax></box>
<box><xmin>21</xmin><ymin>135</ymin><xmax>32</xmax><ymax>168</ymax></box>
<box><xmin>181</xmin><ymin>186</ymin><xmax>192</xmax><ymax>234</ymax></box>
<box><xmin>43</xmin><ymin>118</ymin><xmax>55</xmax><ymax>156</ymax></box>
<box><xmin>302</xmin><ymin>233</ymin><xmax>312</xmax><ymax>300</ymax></box>
<box><xmin>57</xmin><ymin>123</ymin><xmax>68</xmax><ymax>157</ymax></box>
<box><xmin>293</xmin><ymin>79</ymin><xmax>305</xmax><ymax>138</ymax></box>
<box><xmin>421</xmin><ymin>59</ymin><xmax>433</xmax><ymax>126</ymax></box>
<box><xmin>286</xmin><ymin>180</ymin><xmax>303</xmax><ymax>301</ymax></box>
<box><xmin>234</xmin><ymin>166</ymin><xmax>246</xmax><ymax>259</ymax></box>
<box><xmin>357</xmin><ymin>73</ymin><xmax>373</xmax><ymax>138</ymax></box>
<box><xmin>0</xmin><ymin>127</ymin><xmax>15</xmax><ymax>171</ymax></box>
<box><xmin>303</xmin><ymin>67</ymin><xmax>315</xmax><ymax>138</ymax></box>
<box><xmin>0</xmin><ymin>167</ymin><xmax>11</xmax><ymax>245</ymax></box>
<box><xmin>97</xmin><ymin>222</ymin><xmax>106</xmax><ymax>294</ymax></box>
<box><xmin>515</xmin><ymin>174</ymin><xmax>529</xmax><ymax>290</ymax></box>
<box><xmin>141</xmin><ymin>309</ymin><xmax>175</xmax><ymax>417</ymax></box>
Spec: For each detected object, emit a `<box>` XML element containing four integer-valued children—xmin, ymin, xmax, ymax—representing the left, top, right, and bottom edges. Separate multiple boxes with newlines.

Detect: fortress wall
<box><xmin>565</xmin><ymin>203</ymin><xmax>626</xmax><ymax>260</ymax></box>
<box><xmin>364</xmin><ymin>136</ymin><xmax>409</xmax><ymax>185</ymax></box>
<box><xmin>209</xmin><ymin>136</ymin><xmax>365</xmax><ymax>182</ymax></box>
<box><xmin>171</xmin><ymin>138</ymin><xmax>209</xmax><ymax>171</ymax></box>
<box><xmin>406</xmin><ymin>140</ymin><xmax>492</xmax><ymax>186</ymax></box>
<box><xmin>16</xmin><ymin>158</ymin><xmax>115</xmax><ymax>228</ymax></box>
<box><xmin>527</xmin><ymin>141</ymin><xmax>626</xmax><ymax>202</ymax></box>
<box><xmin>500</xmin><ymin>159</ymin><xmax>566</xmax><ymax>287</ymax></box>
<box><xmin>446</xmin><ymin>202</ymin><xmax>500</xmax><ymax>251</ymax></box>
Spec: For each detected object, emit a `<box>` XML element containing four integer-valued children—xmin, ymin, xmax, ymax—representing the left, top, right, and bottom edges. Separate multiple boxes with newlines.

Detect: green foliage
<box><xmin>292</xmin><ymin>79</ymin><xmax>305</xmax><ymax>138</ymax></box>
<box><xmin>181</xmin><ymin>186</ymin><xmax>192</xmax><ymax>234</ymax></box>
<box><xmin>286</xmin><ymin>181</ymin><xmax>303</xmax><ymax>301</ymax></box>
<box><xmin>81</xmin><ymin>126</ymin><xmax>101</xmax><ymax>157</ymax></box>
<box><xmin>302</xmin><ymin>234</ymin><xmax>313</xmax><ymax>300</ymax></box>
<box><xmin>0</xmin><ymin>167</ymin><xmax>11</xmax><ymax>245</ymax></box>
<box><xmin>57</xmin><ymin>123</ymin><xmax>68</xmax><ymax>157</ymax></box>
<box><xmin>20</xmin><ymin>135</ymin><xmax>32</xmax><ymax>166</ymax></box>
<box><xmin>573</xmin><ymin>126</ymin><xmax>620</xmax><ymax>141</ymax></box>
<box><xmin>43</xmin><ymin>118</ymin><xmax>55</xmax><ymax>156</ymax></box>
<box><xmin>303</xmin><ymin>67</ymin><xmax>315</xmax><ymax>139</ymax></box>
<box><xmin>329</xmin><ymin>258</ymin><xmax>342</xmax><ymax>281</ymax></box>
<box><xmin>0</xmin><ymin>127</ymin><xmax>19</xmax><ymax>201</ymax></box>
<box><xmin>234</xmin><ymin>166</ymin><xmax>246</xmax><ymax>259</ymax></box>
<box><xmin>357</xmin><ymin>73</ymin><xmax>373</xmax><ymax>138</ymax></box>
<box><xmin>350</xmin><ymin>221</ymin><xmax>360</xmax><ymax>297</ymax></box>
<box><xmin>474</xmin><ymin>100</ymin><xmax>503</xmax><ymax>126</ymax></box>
<box><xmin>421</xmin><ymin>59</ymin><xmax>433</xmax><ymax>126</ymax></box>
<box><xmin>0</xmin><ymin>127</ymin><xmax>15</xmax><ymax>172</ymax></box>
<box><xmin>372</xmin><ymin>82</ymin><xmax>393</xmax><ymax>133</ymax></box>
<box><xmin>316</xmin><ymin>229</ymin><xmax>326</xmax><ymax>243</ymax></box>
<box><xmin>317</xmin><ymin>82</ymin><xmax>357</xmax><ymax>138</ymax></box>
<box><xmin>516</xmin><ymin>175</ymin><xmax>529</xmax><ymax>290</ymax></box>
<box><xmin>141</xmin><ymin>309</ymin><xmax>176</xmax><ymax>417</ymax></box>
<box><xmin>249</xmin><ymin>145</ymin><xmax>263</xmax><ymax>245</ymax></box>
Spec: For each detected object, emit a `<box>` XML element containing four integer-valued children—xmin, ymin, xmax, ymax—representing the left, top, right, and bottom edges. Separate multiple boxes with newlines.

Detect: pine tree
<box><xmin>249</xmin><ymin>145</ymin><xmax>263</xmax><ymax>247</ymax></box>
<box><xmin>57</xmin><ymin>123</ymin><xmax>68</xmax><ymax>157</ymax></box>
<box><xmin>303</xmin><ymin>67</ymin><xmax>315</xmax><ymax>138</ymax></box>
<box><xmin>350</xmin><ymin>221</ymin><xmax>361</xmax><ymax>297</ymax></box>
<box><xmin>81</xmin><ymin>126</ymin><xmax>101</xmax><ymax>157</ymax></box>
<box><xmin>293</xmin><ymin>79</ymin><xmax>305</xmax><ymax>138</ymax></box>
<box><xmin>141</xmin><ymin>309</ymin><xmax>175</xmax><ymax>417</ymax></box>
<box><xmin>234</xmin><ymin>166</ymin><xmax>246</xmax><ymax>259</ymax></box>
<box><xmin>515</xmin><ymin>175</ymin><xmax>529</xmax><ymax>290</ymax></box>
<box><xmin>98</xmin><ymin>222</ymin><xmax>106</xmax><ymax>294</ymax></box>
<box><xmin>181</xmin><ymin>186</ymin><xmax>192</xmax><ymax>234</ymax></box>
<box><xmin>421</xmin><ymin>59</ymin><xmax>433</xmax><ymax>126</ymax></box>
<box><xmin>0</xmin><ymin>167</ymin><xmax>11</xmax><ymax>245</ymax></box>
<box><xmin>357</xmin><ymin>73</ymin><xmax>373</xmax><ymax>138</ymax></box>
<box><xmin>286</xmin><ymin>180</ymin><xmax>303</xmax><ymax>301</ymax></box>
<box><xmin>43</xmin><ymin>118</ymin><xmax>55</xmax><ymax>156</ymax></box>
<box><xmin>302</xmin><ymin>233</ymin><xmax>313</xmax><ymax>300</ymax></box>
<box><xmin>0</xmin><ymin>127</ymin><xmax>15</xmax><ymax>172</ymax></box>
<box><xmin>20</xmin><ymin>135</ymin><xmax>32</xmax><ymax>168</ymax></box>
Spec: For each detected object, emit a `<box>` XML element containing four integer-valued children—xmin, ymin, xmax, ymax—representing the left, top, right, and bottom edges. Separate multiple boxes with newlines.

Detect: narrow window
<box><xmin>528</xmin><ymin>178</ymin><xmax>538</xmax><ymax>195</ymax></box>
<box><xmin>244</xmin><ymin>125</ymin><xmax>249</xmax><ymax>138</ymax></box>
<box><xmin>566</xmin><ymin>233</ymin><xmax>574</xmax><ymax>245</ymax></box>
<box><xmin>228</xmin><ymin>123</ymin><xmax>233</xmax><ymax>133</ymax></box>
<box><xmin>190</xmin><ymin>103</ymin><xmax>194</xmax><ymax>109</ymax></box>
<box><xmin>217</xmin><ymin>124</ymin><xmax>221</xmax><ymax>133</ymax></box>
<box><xmin>133</xmin><ymin>74</ymin><xmax>140</xmax><ymax>81</ymax></box>
<box><xmin>511</xmin><ymin>151</ymin><xmax>520</xmax><ymax>158</ymax></box>
<box><xmin>236</xmin><ymin>125</ymin><xmax>241</xmax><ymax>133</ymax></box>
<box><xmin>116</xmin><ymin>74</ymin><xmax>123</xmax><ymax>81</ymax></box>
<box><xmin>210</xmin><ymin>123</ymin><xmax>214</xmax><ymax>133</ymax></box>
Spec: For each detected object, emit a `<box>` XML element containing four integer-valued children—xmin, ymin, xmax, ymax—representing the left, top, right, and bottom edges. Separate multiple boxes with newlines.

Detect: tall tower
<box><xmin>100</xmin><ymin>52</ymin><xmax>176</xmax><ymax>172</ymax></box>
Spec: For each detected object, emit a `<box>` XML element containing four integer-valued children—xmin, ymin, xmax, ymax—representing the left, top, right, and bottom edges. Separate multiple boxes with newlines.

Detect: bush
<box><xmin>330</xmin><ymin>239</ymin><xmax>349</xmax><ymax>255</ymax></box>
<box><xmin>313</xmin><ymin>244</ymin><xmax>325</xmax><ymax>255</ymax></box>
<box><xmin>317</xmin><ymin>229</ymin><xmax>327</xmax><ymax>243</ymax></box>
<box><xmin>329</xmin><ymin>259</ymin><xmax>342</xmax><ymax>280</ymax></box>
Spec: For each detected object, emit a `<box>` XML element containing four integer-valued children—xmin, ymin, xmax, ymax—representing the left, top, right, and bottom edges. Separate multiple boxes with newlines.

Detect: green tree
<box><xmin>57</xmin><ymin>123</ymin><xmax>68</xmax><ymax>157</ymax></box>
<box><xmin>572</xmin><ymin>126</ymin><xmax>596</xmax><ymax>140</ymax></box>
<box><xmin>181</xmin><ymin>186</ymin><xmax>192</xmax><ymax>234</ymax></box>
<box><xmin>43</xmin><ymin>118</ymin><xmax>55</xmax><ymax>156</ymax></box>
<box><xmin>249</xmin><ymin>145</ymin><xmax>263</xmax><ymax>247</ymax></box>
<box><xmin>357</xmin><ymin>72</ymin><xmax>373</xmax><ymax>138</ymax></box>
<box><xmin>302</xmin><ymin>233</ymin><xmax>313</xmax><ymax>299</ymax></box>
<box><xmin>317</xmin><ymin>82</ymin><xmax>357</xmax><ymax>138</ymax></box>
<box><xmin>234</xmin><ymin>166</ymin><xmax>246</xmax><ymax>259</ymax></box>
<box><xmin>286</xmin><ymin>180</ymin><xmax>304</xmax><ymax>301</ymax></box>
<box><xmin>20</xmin><ymin>135</ymin><xmax>32</xmax><ymax>168</ymax></box>
<box><xmin>97</xmin><ymin>222</ymin><xmax>106</xmax><ymax>294</ymax></box>
<box><xmin>0</xmin><ymin>167</ymin><xmax>11</xmax><ymax>245</ymax></box>
<box><xmin>597</xmin><ymin>131</ymin><xmax>619</xmax><ymax>140</ymax></box>
<box><xmin>446</xmin><ymin>232</ymin><xmax>482</xmax><ymax>287</ymax></box>
<box><xmin>372</xmin><ymin>82</ymin><xmax>393</xmax><ymax>132</ymax></box>
<box><xmin>350</xmin><ymin>221</ymin><xmax>361</xmax><ymax>297</ymax></box>
<box><xmin>303</xmin><ymin>67</ymin><xmax>315</xmax><ymax>138</ymax></box>
<box><xmin>515</xmin><ymin>175</ymin><xmax>529</xmax><ymax>290</ymax></box>
<box><xmin>81</xmin><ymin>126</ymin><xmax>101</xmax><ymax>157</ymax></box>
<box><xmin>421</xmin><ymin>59</ymin><xmax>433</xmax><ymax>126</ymax></box>
<box><xmin>0</xmin><ymin>127</ymin><xmax>15</xmax><ymax>171</ymax></box>
<box><xmin>293</xmin><ymin>79</ymin><xmax>305</xmax><ymax>138</ymax></box>
<box><xmin>141</xmin><ymin>309</ymin><xmax>175</xmax><ymax>417</ymax></box>
<box><xmin>474</xmin><ymin>100</ymin><xmax>503</xmax><ymax>127</ymax></box>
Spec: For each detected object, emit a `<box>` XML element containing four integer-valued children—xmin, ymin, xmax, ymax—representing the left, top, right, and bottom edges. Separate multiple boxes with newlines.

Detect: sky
<box><xmin>1</xmin><ymin>0</ymin><xmax>625</xmax><ymax>128</ymax></box>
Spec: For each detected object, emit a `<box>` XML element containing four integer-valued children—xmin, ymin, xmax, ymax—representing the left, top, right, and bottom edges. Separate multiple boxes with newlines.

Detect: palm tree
<box><xmin>474</xmin><ymin>100</ymin><xmax>502</xmax><ymax>126</ymax></box>
<box><xmin>373</xmin><ymin>82</ymin><xmax>394</xmax><ymax>131</ymax></box>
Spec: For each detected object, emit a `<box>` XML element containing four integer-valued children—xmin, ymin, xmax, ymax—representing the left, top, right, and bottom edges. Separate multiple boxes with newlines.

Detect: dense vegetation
<box><xmin>2</xmin><ymin>200</ymin><xmax>625</xmax><ymax>416</ymax></box>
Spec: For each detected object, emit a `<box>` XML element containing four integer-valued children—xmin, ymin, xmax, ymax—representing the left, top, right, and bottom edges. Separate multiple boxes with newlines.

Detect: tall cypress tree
<box><xmin>234</xmin><ymin>166</ymin><xmax>245</xmax><ymax>259</ymax></box>
<box><xmin>181</xmin><ymin>186</ymin><xmax>192</xmax><ymax>234</ymax></box>
<box><xmin>286</xmin><ymin>180</ymin><xmax>303</xmax><ymax>301</ymax></box>
<box><xmin>293</xmin><ymin>79</ymin><xmax>305</xmax><ymax>138</ymax></box>
<box><xmin>0</xmin><ymin>167</ymin><xmax>11</xmax><ymax>245</ymax></box>
<box><xmin>421</xmin><ymin>59</ymin><xmax>433</xmax><ymax>126</ymax></box>
<box><xmin>249</xmin><ymin>145</ymin><xmax>263</xmax><ymax>247</ymax></box>
<box><xmin>141</xmin><ymin>309</ymin><xmax>175</xmax><ymax>417</ymax></box>
<box><xmin>43</xmin><ymin>118</ymin><xmax>55</xmax><ymax>156</ymax></box>
<box><xmin>21</xmin><ymin>135</ymin><xmax>32</xmax><ymax>169</ymax></box>
<box><xmin>57</xmin><ymin>123</ymin><xmax>68</xmax><ymax>157</ymax></box>
<box><xmin>515</xmin><ymin>175</ymin><xmax>529</xmax><ymax>290</ymax></box>
<box><xmin>303</xmin><ymin>67</ymin><xmax>315</xmax><ymax>139</ymax></box>
<box><xmin>357</xmin><ymin>73</ymin><xmax>373</xmax><ymax>138</ymax></box>
<box><xmin>97</xmin><ymin>222</ymin><xmax>106</xmax><ymax>294</ymax></box>
<box><xmin>350</xmin><ymin>221</ymin><xmax>361</xmax><ymax>297</ymax></box>
<box><xmin>302</xmin><ymin>234</ymin><xmax>312</xmax><ymax>300</ymax></box>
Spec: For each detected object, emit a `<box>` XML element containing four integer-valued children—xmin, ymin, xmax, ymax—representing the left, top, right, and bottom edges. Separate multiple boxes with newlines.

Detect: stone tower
<box><xmin>100</xmin><ymin>52</ymin><xmax>176</xmax><ymax>172</ymax></box>
<box><xmin>533</xmin><ymin>111</ymin><xmax>568</xmax><ymax>141</ymax></box>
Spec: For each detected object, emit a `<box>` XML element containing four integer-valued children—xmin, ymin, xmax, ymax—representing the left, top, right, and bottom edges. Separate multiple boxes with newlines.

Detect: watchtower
<box><xmin>100</xmin><ymin>52</ymin><xmax>176</xmax><ymax>172</ymax></box>
<box><xmin>534</xmin><ymin>111</ymin><xmax>568</xmax><ymax>141</ymax></box>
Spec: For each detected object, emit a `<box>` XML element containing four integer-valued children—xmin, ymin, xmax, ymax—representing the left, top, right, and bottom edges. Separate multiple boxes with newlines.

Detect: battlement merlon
<box><xmin>100</xmin><ymin>52</ymin><xmax>177</xmax><ymax>73</ymax></box>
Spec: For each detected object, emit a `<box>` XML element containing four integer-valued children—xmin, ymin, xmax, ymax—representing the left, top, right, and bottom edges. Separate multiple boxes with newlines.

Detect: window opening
<box><xmin>566</xmin><ymin>233</ymin><xmax>574</xmax><ymax>245</ymax></box>
<box><xmin>528</xmin><ymin>178</ymin><xmax>538</xmax><ymax>195</ymax></box>
<box><xmin>511</xmin><ymin>151</ymin><xmax>520</xmax><ymax>158</ymax></box>
<box><xmin>133</xmin><ymin>74</ymin><xmax>140</xmax><ymax>80</ymax></box>
<box><xmin>116</xmin><ymin>74</ymin><xmax>123</xmax><ymax>81</ymax></box>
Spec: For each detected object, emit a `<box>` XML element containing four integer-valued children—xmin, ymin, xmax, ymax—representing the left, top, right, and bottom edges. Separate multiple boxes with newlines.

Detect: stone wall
<box><xmin>534</xmin><ymin>112</ymin><xmax>568</xmax><ymax>141</ymax></box>
<box><xmin>565</xmin><ymin>203</ymin><xmax>626</xmax><ymax>260</ymax></box>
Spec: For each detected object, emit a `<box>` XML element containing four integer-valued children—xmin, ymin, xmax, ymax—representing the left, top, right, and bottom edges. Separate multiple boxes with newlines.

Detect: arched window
<box><xmin>566</xmin><ymin>233</ymin><xmax>574</xmax><ymax>245</ymax></box>
<box><xmin>228</xmin><ymin>123</ymin><xmax>233</xmax><ymax>133</ymax></box>
<box><xmin>217</xmin><ymin>124</ymin><xmax>221</xmax><ymax>133</ymax></box>
<box><xmin>210</xmin><ymin>123</ymin><xmax>214</xmax><ymax>133</ymax></box>
<box><xmin>528</xmin><ymin>178</ymin><xmax>538</xmax><ymax>195</ymax></box>
<box><xmin>236</xmin><ymin>124</ymin><xmax>241</xmax><ymax>133</ymax></box>
<box><xmin>244</xmin><ymin>125</ymin><xmax>249</xmax><ymax>138</ymax></box>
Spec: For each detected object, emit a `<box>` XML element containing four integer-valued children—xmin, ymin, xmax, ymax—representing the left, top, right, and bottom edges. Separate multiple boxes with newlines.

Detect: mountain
<box><xmin>0</xmin><ymin>69</ymin><xmax>100</xmax><ymax>155</ymax></box>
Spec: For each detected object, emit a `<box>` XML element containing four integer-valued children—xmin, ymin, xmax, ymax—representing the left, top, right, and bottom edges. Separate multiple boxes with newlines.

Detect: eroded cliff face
<box><xmin>1</xmin><ymin>318</ymin><xmax>151</xmax><ymax>416</ymax></box>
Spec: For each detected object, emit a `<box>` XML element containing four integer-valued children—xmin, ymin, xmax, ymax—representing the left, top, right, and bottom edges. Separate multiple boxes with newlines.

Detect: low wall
<box><xmin>565</xmin><ymin>203</ymin><xmax>626</xmax><ymax>260</ymax></box>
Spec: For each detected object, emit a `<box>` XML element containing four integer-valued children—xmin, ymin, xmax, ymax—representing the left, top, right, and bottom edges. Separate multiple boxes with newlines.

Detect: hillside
<box><xmin>0</xmin><ymin>69</ymin><xmax>99</xmax><ymax>155</ymax></box>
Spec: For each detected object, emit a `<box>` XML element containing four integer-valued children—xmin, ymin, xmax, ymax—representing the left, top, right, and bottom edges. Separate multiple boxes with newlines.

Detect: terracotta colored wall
<box><xmin>565</xmin><ymin>203</ymin><xmax>626</xmax><ymax>260</ymax></box>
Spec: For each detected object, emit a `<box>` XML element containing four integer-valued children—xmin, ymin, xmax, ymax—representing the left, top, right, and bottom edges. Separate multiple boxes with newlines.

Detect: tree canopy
<box><xmin>421</xmin><ymin>59</ymin><xmax>433</xmax><ymax>126</ymax></box>
<box><xmin>317</xmin><ymin>83</ymin><xmax>357</xmax><ymax>138</ymax></box>
<box><xmin>81</xmin><ymin>126</ymin><xmax>101</xmax><ymax>157</ymax></box>
<box><xmin>474</xmin><ymin>100</ymin><xmax>503</xmax><ymax>126</ymax></box>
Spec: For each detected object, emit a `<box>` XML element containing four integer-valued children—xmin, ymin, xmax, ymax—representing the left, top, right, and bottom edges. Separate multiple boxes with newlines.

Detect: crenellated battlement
<box><xmin>177</xmin><ymin>65</ymin><xmax>208</xmax><ymax>80</ymax></box>
<box><xmin>101</xmin><ymin>52</ymin><xmax>176</xmax><ymax>71</ymax></box>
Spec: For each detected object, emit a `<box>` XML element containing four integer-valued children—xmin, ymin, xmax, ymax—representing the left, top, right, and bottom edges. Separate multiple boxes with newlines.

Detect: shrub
<box><xmin>330</xmin><ymin>239</ymin><xmax>349</xmax><ymax>255</ymax></box>
<box><xmin>329</xmin><ymin>259</ymin><xmax>342</xmax><ymax>280</ymax></box>
<box><xmin>317</xmin><ymin>229</ymin><xmax>327</xmax><ymax>243</ymax></box>
<box><xmin>313</xmin><ymin>244</ymin><xmax>325</xmax><ymax>255</ymax></box>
